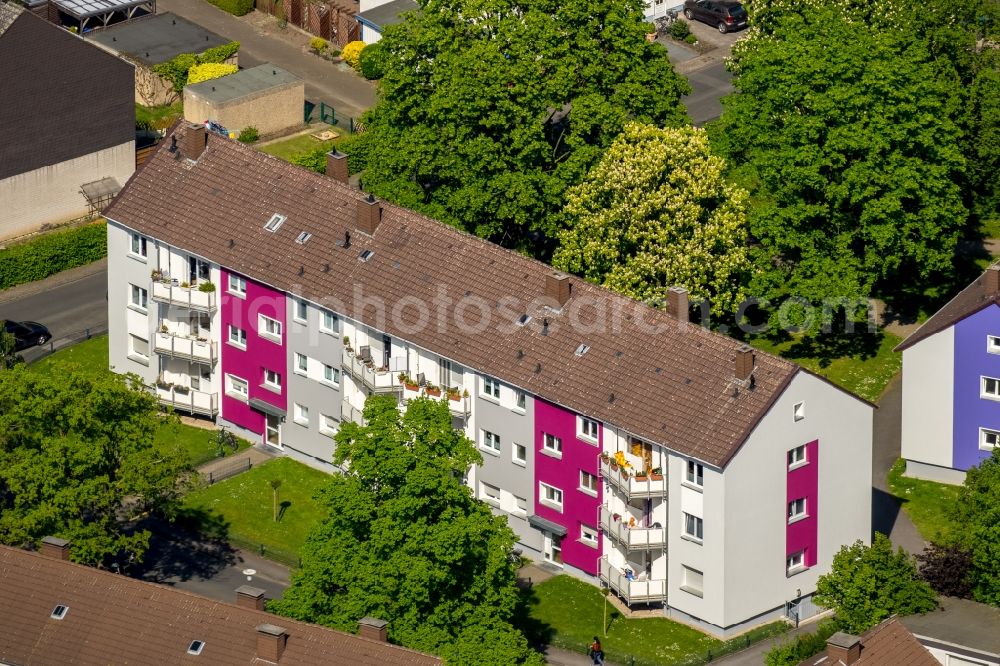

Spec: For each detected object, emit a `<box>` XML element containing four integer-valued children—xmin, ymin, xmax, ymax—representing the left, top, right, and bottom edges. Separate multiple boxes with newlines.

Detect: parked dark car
<box><xmin>683</xmin><ymin>0</ymin><xmax>748</xmax><ymax>33</ymax></box>
<box><xmin>3</xmin><ymin>320</ymin><xmax>50</xmax><ymax>351</ymax></box>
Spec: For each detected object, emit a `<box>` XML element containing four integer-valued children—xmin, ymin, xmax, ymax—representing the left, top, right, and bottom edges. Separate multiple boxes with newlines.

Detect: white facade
<box><xmin>901</xmin><ymin>328</ymin><xmax>956</xmax><ymax>474</ymax></box>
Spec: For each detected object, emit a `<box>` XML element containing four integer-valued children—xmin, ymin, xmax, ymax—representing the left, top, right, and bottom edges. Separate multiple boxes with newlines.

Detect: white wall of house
<box><xmin>107</xmin><ymin>220</ymin><xmax>156</xmax><ymax>385</ymax></box>
<box><xmin>901</xmin><ymin>328</ymin><xmax>955</xmax><ymax>471</ymax></box>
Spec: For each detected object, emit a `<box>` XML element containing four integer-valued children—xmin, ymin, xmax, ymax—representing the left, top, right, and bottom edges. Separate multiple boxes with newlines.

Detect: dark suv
<box><xmin>683</xmin><ymin>0</ymin><xmax>748</xmax><ymax>33</ymax></box>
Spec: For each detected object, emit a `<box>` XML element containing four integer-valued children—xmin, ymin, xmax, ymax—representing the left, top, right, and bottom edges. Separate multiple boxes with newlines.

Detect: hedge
<box><xmin>152</xmin><ymin>41</ymin><xmax>241</xmax><ymax>92</ymax></box>
<box><xmin>0</xmin><ymin>222</ymin><xmax>107</xmax><ymax>291</ymax></box>
<box><xmin>187</xmin><ymin>63</ymin><xmax>238</xmax><ymax>85</ymax></box>
<box><xmin>206</xmin><ymin>0</ymin><xmax>253</xmax><ymax>15</ymax></box>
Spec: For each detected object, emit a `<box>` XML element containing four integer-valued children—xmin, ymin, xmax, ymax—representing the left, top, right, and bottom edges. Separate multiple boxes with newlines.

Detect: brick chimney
<box><xmin>40</xmin><ymin>536</ymin><xmax>70</xmax><ymax>561</ymax></box>
<box><xmin>326</xmin><ymin>149</ymin><xmax>349</xmax><ymax>184</ymax></box>
<box><xmin>180</xmin><ymin>123</ymin><xmax>207</xmax><ymax>161</ymax></box>
<box><xmin>735</xmin><ymin>345</ymin><xmax>755</xmax><ymax>382</ymax></box>
<box><xmin>256</xmin><ymin>624</ymin><xmax>288</xmax><ymax>662</ymax></box>
<box><xmin>236</xmin><ymin>585</ymin><xmax>266</xmax><ymax>611</ymax></box>
<box><xmin>825</xmin><ymin>632</ymin><xmax>862</xmax><ymax>665</ymax></box>
<box><xmin>357</xmin><ymin>194</ymin><xmax>381</xmax><ymax>235</ymax></box>
<box><xmin>667</xmin><ymin>286</ymin><xmax>689</xmax><ymax>322</ymax></box>
<box><xmin>358</xmin><ymin>617</ymin><xmax>388</xmax><ymax>642</ymax></box>
<box><xmin>986</xmin><ymin>265</ymin><xmax>1000</xmax><ymax>293</ymax></box>
<box><xmin>545</xmin><ymin>273</ymin><xmax>572</xmax><ymax>309</ymax></box>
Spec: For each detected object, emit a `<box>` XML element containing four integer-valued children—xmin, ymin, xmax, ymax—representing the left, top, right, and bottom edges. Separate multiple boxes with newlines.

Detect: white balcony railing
<box><xmin>599</xmin><ymin>456</ymin><xmax>667</xmax><ymax>500</ymax></box>
<box><xmin>599</xmin><ymin>556</ymin><xmax>667</xmax><ymax>606</ymax></box>
<box><xmin>155</xmin><ymin>385</ymin><xmax>218</xmax><ymax>416</ymax></box>
<box><xmin>151</xmin><ymin>281</ymin><xmax>217</xmax><ymax>312</ymax></box>
<box><xmin>341</xmin><ymin>349</ymin><xmax>401</xmax><ymax>393</ymax></box>
<box><xmin>341</xmin><ymin>399</ymin><xmax>365</xmax><ymax>425</ymax></box>
<box><xmin>402</xmin><ymin>383</ymin><xmax>471</xmax><ymax>417</ymax></box>
<box><xmin>599</xmin><ymin>506</ymin><xmax>666</xmax><ymax>550</ymax></box>
<box><xmin>154</xmin><ymin>331</ymin><xmax>216</xmax><ymax>364</ymax></box>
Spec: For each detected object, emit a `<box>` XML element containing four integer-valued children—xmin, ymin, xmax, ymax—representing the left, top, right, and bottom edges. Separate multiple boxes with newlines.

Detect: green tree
<box><xmin>0</xmin><ymin>366</ymin><xmax>190</xmax><ymax>566</ymax></box>
<box><xmin>269</xmin><ymin>395</ymin><xmax>542</xmax><ymax>665</ymax></box>
<box><xmin>951</xmin><ymin>448</ymin><xmax>1000</xmax><ymax>605</ymax></box>
<box><xmin>0</xmin><ymin>327</ymin><xmax>22</xmax><ymax>370</ymax></box>
<box><xmin>715</xmin><ymin>4</ymin><xmax>967</xmax><ymax>304</ymax></box>
<box><xmin>814</xmin><ymin>534</ymin><xmax>937</xmax><ymax>634</ymax></box>
<box><xmin>552</xmin><ymin>123</ymin><xmax>753</xmax><ymax>315</ymax></box>
<box><xmin>355</xmin><ymin>0</ymin><xmax>690</xmax><ymax>253</ymax></box>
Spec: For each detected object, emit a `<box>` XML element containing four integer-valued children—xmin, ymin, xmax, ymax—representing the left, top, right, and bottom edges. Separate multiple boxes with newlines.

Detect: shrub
<box><xmin>685</xmin><ymin>33</ymin><xmax>698</xmax><ymax>44</ymax></box>
<box><xmin>198</xmin><ymin>282</ymin><xmax>217</xmax><ymax>293</ymax></box>
<box><xmin>338</xmin><ymin>133</ymin><xmax>369</xmax><ymax>174</ymax></box>
<box><xmin>670</xmin><ymin>18</ymin><xmax>690</xmax><ymax>40</ymax></box>
<box><xmin>201</xmin><ymin>41</ymin><xmax>240</xmax><ymax>63</ymax></box>
<box><xmin>289</xmin><ymin>146</ymin><xmax>329</xmax><ymax>174</ymax></box>
<box><xmin>153</xmin><ymin>53</ymin><xmax>198</xmax><ymax>93</ymax></box>
<box><xmin>237</xmin><ymin>126</ymin><xmax>260</xmax><ymax>143</ymax></box>
<box><xmin>187</xmin><ymin>63</ymin><xmax>238</xmax><ymax>85</ymax></box>
<box><xmin>206</xmin><ymin>0</ymin><xmax>253</xmax><ymax>16</ymax></box>
<box><xmin>309</xmin><ymin>37</ymin><xmax>328</xmax><ymax>53</ymax></box>
<box><xmin>764</xmin><ymin>620</ymin><xmax>840</xmax><ymax>666</ymax></box>
<box><xmin>0</xmin><ymin>222</ymin><xmax>107</xmax><ymax>291</ymax></box>
<box><xmin>358</xmin><ymin>42</ymin><xmax>388</xmax><ymax>80</ymax></box>
<box><xmin>342</xmin><ymin>40</ymin><xmax>366</xmax><ymax>71</ymax></box>
<box><xmin>917</xmin><ymin>542</ymin><xmax>974</xmax><ymax>599</ymax></box>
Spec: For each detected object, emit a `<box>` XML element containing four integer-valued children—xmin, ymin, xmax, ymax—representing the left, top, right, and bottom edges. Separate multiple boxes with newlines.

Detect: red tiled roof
<box><xmin>896</xmin><ymin>264</ymin><xmax>1000</xmax><ymax>352</ymax></box>
<box><xmin>0</xmin><ymin>545</ymin><xmax>441</xmax><ymax>666</ymax></box>
<box><xmin>798</xmin><ymin>618</ymin><xmax>939</xmax><ymax>666</ymax></box>
<box><xmin>105</xmin><ymin>125</ymin><xmax>805</xmax><ymax>467</ymax></box>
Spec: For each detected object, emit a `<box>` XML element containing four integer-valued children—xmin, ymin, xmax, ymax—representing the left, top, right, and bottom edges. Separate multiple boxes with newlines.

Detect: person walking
<box><xmin>589</xmin><ymin>636</ymin><xmax>604</xmax><ymax>665</ymax></box>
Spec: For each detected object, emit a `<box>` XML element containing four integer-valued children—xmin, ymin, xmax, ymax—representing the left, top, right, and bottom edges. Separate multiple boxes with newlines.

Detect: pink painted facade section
<box><xmin>786</xmin><ymin>439</ymin><xmax>818</xmax><ymax>567</ymax></box>
<box><xmin>534</xmin><ymin>398</ymin><xmax>602</xmax><ymax>575</ymax></box>
<box><xmin>220</xmin><ymin>269</ymin><xmax>287</xmax><ymax>437</ymax></box>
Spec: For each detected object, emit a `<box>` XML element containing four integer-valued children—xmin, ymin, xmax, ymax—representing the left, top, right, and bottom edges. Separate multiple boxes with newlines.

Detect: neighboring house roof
<box><xmin>89</xmin><ymin>12</ymin><xmax>229</xmax><ymax>66</ymax></box>
<box><xmin>186</xmin><ymin>63</ymin><xmax>301</xmax><ymax>105</ymax></box>
<box><xmin>0</xmin><ymin>544</ymin><xmax>441</xmax><ymax>666</ymax></box>
<box><xmin>895</xmin><ymin>263</ymin><xmax>1000</xmax><ymax>352</ymax></box>
<box><xmin>797</xmin><ymin>618</ymin><xmax>939</xmax><ymax>666</ymax></box>
<box><xmin>0</xmin><ymin>3</ymin><xmax>134</xmax><ymax>180</ymax></box>
<box><xmin>106</xmin><ymin>125</ymin><xmax>808</xmax><ymax>468</ymax></box>
<box><xmin>356</xmin><ymin>0</ymin><xmax>417</xmax><ymax>30</ymax></box>
<box><xmin>901</xmin><ymin>596</ymin><xmax>1000</xmax><ymax>660</ymax></box>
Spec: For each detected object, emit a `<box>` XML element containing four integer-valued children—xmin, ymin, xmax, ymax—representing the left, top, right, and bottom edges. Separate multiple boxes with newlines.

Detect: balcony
<box><xmin>599</xmin><ymin>455</ymin><xmax>667</xmax><ymax>500</ymax></box>
<box><xmin>402</xmin><ymin>383</ymin><xmax>471</xmax><ymax>418</ymax></box>
<box><xmin>155</xmin><ymin>384</ymin><xmax>218</xmax><ymax>416</ymax></box>
<box><xmin>599</xmin><ymin>506</ymin><xmax>666</xmax><ymax>551</ymax></box>
<box><xmin>341</xmin><ymin>399</ymin><xmax>365</xmax><ymax>425</ymax></box>
<box><xmin>599</xmin><ymin>556</ymin><xmax>667</xmax><ymax>606</ymax></box>
<box><xmin>341</xmin><ymin>348</ymin><xmax>401</xmax><ymax>393</ymax></box>
<box><xmin>151</xmin><ymin>281</ymin><xmax>217</xmax><ymax>312</ymax></box>
<box><xmin>154</xmin><ymin>331</ymin><xmax>216</xmax><ymax>364</ymax></box>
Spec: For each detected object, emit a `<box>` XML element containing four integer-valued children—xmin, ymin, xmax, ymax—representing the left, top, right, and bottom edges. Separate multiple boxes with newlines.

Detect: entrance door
<box><xmin>543</xmin><ymin>534</ymin><xmax>563</xmax><ymax>566</ymax></box>
<box><xmin>265</xmin><ymin>414</ymin><xmax>281</xmax><ymax>448</ymax></box>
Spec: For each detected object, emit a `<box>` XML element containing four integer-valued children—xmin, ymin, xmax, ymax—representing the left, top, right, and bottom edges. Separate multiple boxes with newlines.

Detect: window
<box><xmin>294</xmin><ymin>299</ymin><xmax>308</xmax><ymax>322</ymax></box>
<box><xmin>227</xmin><ymin>325</ymin><xmax>246</xmax><ymax>347</ymax></box>
<box><xmin>540</xmin><ymin>482</ymin><xmax>563</xmax><ymax>510</ymax></box>
<box><xmin>264</xmin><ymin>369</ymin><xmax>282</xmax><ymax>390</ymax></box>
<box><xmin>189</xmin><ymin>257</ymin><xmax>210</xmax><ymax>283</ymax></box>
<box><xmin>516</xmin><ymin>391</ymin><xmax>526</xmax><ymax>411</ymax></box>
<box><xmin>793</xmin><ymin>401</ymin><xmax>806</xmax><ymax>422</ymax></box>
<box><xmin>580</xmin><ymin>524</ymin><xmax>599</xmax><ymax>547</ymax></box>
<box><xmin>542</xmin><ymin>433</ymin><xmax>562</xmax><ymax>456</ymax></box>
<box><xmin>130</xmin><ymin>284</ymin><xmax>148</xmax><ymax>311</ymax></box>
<box><xmin>259</xmin><ymin>315</ymin><xmax>282</xmax><ymax>341</ymax></box>
<box><xmin>323</xmin><ymin>364</ymin><xmax>340</xmax><ymax>386</ymax></box>
<box><xmin>295</xmin><ymin>231</ymin><xmax>312</xmax><ymax>244</ymax></box>
<box><xmin>683</xmin><ymin>512</ymin><xmax>703</xmax><ymax>541</ymax></box>
<box><xmin>982</xmin><ymin>376</ymin><xmax>1000</xmax><ymax>400</ymax></box>
<box><xmin>686</xmin><ymin>461</ymin><xmax>704</xmax><ymax>487</ymax></box>
<box><xmin>50</xmin><ymin>605</ymin><xmax>68</xmax><ymax>620</ymax></box>
<box><xmin>482</xmin><ymin>429</ymin><xmax>501</xmax><ymax>453</ymax></box>
<box><xmin>130</xmin><ymin>233</ymin><xmax>147</xmax><ymax>257</ymax></box>
<box><xmin>512</xmin><ymin>442</ymin><xmax>527</xmax><ymax>466</ymax></box>
<box><xmin>579</xmin><ymin>470</ymin><xmax>598</xmax><ymax>495</ymax></box>
<box><xmin>228</xmin><ymin>274</ymin><xmax>246</xmax><ymax>296</ymax></box>
<box><xmin>787</xmin><ymin>445</ymin><xmax>807</xmax><ymax>468</ymax></box>
<box><xmin>320</xmin><ymin>310</ymin><xmax>339</xmax><ymax>334</ymax></box>
<box><xmin>788</xmin><ymin>498</ymin><xmax>807</xmax><ymax>522</ymax></box>
<box><xmin>187</xmin><ymin>640</ymin><xmax>205</xmax><ymax>656</ymax></box>
<box><xmin>787</xmin><ymin>550</ymin><xmax>806</xmax><ymax>574</ymax></box>
<box><xmin>578</xmin><ymin>417</ymin><xmax>599</xmax><ymax>441</ymax></box>
<box><xmin>226</xmin><ymin>374</ymin><xmax>248</xmax><ymax>400</ymax></box>
<box><xmin>319</xmin><ymin>414</ymin><xmax>338</xmax><ymax>436</ymax></box>
<box><xmin>480</xmin><ymin>482</ymin><xmax>501</xmax><ymax>504</ymax></box>
<box><xmin>981</xmin><ymin>428</ymin><xmax>1000</xmax><ymax>451</ymax></box>
<box><xmin>294</xmin><ymin>403</ymin><xmax>309</xmax><ymax>426</ymax></box>
<box><xmin>264</xmin><ymin>213</ymin><xmax>286</xmax><ymax>232</ymax></box>
<box><xmin>989</xmin><ymin>336</ymin><xmax>1000</xmax><ymax>354</ymax></box>
<box><xmin>482</xmin><ymin>376</ymin><xmax>500</xmax><ymax>399</ymax></box>
<box><xmin>129</xmin><ymin>334</ymin><xmax>149</xmax><ymax>361</ymax></box>
<box><xmin>513</xmin><ymin>495</ymin><xmax>528</xmax><ymax>515</ymax></box>
<box><xmin>295</xmin><ymin>353</ymin><xmax>308</xmax><ymax>374</ymax></box>
<box><xmin>681</xmin><ymin>566</ymin><xmax>704</xmax><ymax>597</ymax></box>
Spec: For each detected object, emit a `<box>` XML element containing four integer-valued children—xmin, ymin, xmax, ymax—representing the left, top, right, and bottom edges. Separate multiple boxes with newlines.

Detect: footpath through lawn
<box><xmin>886</xmin><ymin>459</ymin><xmax>961</xmax><ymax>543</ymax></box>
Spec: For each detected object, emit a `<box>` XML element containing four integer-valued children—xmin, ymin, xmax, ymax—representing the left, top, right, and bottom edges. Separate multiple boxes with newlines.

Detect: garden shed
<box><xmin>183</xmin><ymin>64</ymin><xmax>304</xmax><ymax>138</ymax></box>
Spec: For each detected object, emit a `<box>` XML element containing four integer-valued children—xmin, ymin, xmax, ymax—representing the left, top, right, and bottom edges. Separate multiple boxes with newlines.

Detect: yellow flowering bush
<box><xmin>187</xmin><ymin>63</ymin><xmax>238</xmax><ymax>85</ymax></box>
<box><xmin>341</xmin><ymin>40</ymin><xmax>366</xmax><ymax>71</ymax></box>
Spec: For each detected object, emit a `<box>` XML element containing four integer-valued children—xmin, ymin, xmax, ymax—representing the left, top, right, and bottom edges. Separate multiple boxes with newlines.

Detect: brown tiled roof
<box><xmin>798</xmin><ymin>618</ymin><xmax>939</xmax><ymax>666</ymax></box>
<box><xmin>105</xmin><ymin>125</ymin><xmax>805</xmax><ymax>467</ymax></box>
<box><xmin>0</xmin><ymin>545</ymin><xmax>441</xmax><ymax>666</ymax></box>
<box><xmin>895</xmin><ymin>264</ymin><xmax>1000</xmax><ymax>352</ymax></box>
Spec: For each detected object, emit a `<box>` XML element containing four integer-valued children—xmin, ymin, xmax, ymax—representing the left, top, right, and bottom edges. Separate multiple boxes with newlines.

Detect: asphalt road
<box><xmin>682</xmin><ymin>61</ymin><xmax>734</xmax><ymax>127</ymax></box>
<box><xmin>0</xmin><ymin>267</ymin><xmax>108</xmax><ymax>341</ymax></box>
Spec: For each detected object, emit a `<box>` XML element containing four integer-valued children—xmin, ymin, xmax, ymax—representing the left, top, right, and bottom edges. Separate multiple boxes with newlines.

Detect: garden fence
<box><xmin>202</xmin><ymin>456</ymin><xmax>253</xmax><ymax>485</ymax></box>
<box><xmin>227</xmin><ymin>532</ymin><xmax>302</xmax><ymax>569</ymax></box>
<box><xmin>21</xmin><ymin>325</ymin><xmax>108</xmax><ymax>366</ymax></box>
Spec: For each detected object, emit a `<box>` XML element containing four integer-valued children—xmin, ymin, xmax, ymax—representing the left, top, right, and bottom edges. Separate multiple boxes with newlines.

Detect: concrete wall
<box><xmin>184</xmin><ymin>81</ymin><xmax>304</xmax><ymax>138</ymax></box>
<box><xmin>901</xmin><ymin>327</ymin><xmax>955</xmax><ymax>471</ymax></box>
<box><xmin>107</xmin><ymin>219</ymin><xmax>155</xmax><ymax>384</ymax></box>
<box><xmin>1</xmin><ymin>143</ymin><xmax>134</xmax><ymax>242</ymax></box>
<box><xmin>952</xmin><ymin>305</ymin><xmax>1000</xmax><ymax>471</ymax></box>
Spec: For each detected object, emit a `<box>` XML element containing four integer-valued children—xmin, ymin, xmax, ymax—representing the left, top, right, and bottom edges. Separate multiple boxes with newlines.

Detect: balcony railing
<box><xmin>341</xmin><ymin>349</ymin><xmax>401</xmax><ymax>393</ymax></box>
<box><xmin>599</xmin><ymin>456</ymin><xmax>667</xmax><ymax>499</ymax></box>
<box><xmin>151</xmin><ymin>281</ymin><xmax>217</xmax><ymax>312</ymax></box>
<box><xmin>599</xmin><ymin>556</ymin><xmax>667</xmax><ymax>606</ymax></box>
<box><xmin>155</xmin><ymin>385</ymin><xmax>218</xmax><ymax>416</ymax></box>
<box><xmin>154</xmin><ymin>331</ymin><xmax>216</xmax><ymax>364</ymax></box>
<box><xmin>402</xmin><ymin>384</ymin><xmax>471</xmax><ymax>417</ymax></box>
<box><xmin>341</xmin><ymin>399</ymin><xmax>365</xmax><ymax>425</ymax></box>
<box><xmin>599</xmin><ymin>506</ymin><xmax>666</xmax><ymax>551</ymax></box>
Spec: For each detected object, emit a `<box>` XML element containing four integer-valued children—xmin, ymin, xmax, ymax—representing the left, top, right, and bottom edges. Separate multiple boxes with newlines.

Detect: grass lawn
<box><xmin>258</xmin><ymin>126</ymin><xmax>340</xmax><ymax>162</ymax></box>
<box><xmin>135</xmin><ymin>102</ymin><xmax>183</xmax><ymax>129</ymax></box>
<box><xmin>887</xmin><ymin>459</ymin><xmax>961</xmax><ymax>543</ymax></box>
<box><xmin>182</xmin><ymin>457</ymin><xmax>330</xmax><ymax>561</ymax></box>
<box><xmin>749</xmin><ymin>330</ymin><xmax>903</xmax><ymax>403</ymax></box>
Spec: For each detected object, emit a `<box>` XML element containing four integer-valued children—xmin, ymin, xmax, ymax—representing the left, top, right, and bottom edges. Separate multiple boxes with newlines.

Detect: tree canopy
<box><xmin>0</xmin><ymin>366</ymin><xmax>190</xmax><ymax>566</ymax></box>
<box><xmin>952</xmin><ymin>448</ymin><xmax>1000</xmax><ymax>606</ymax></box>
<box><xmin>355</xmin><ymin>0</ymin><xmax>691</xmax><ymax>253</ymax></box>
<box><xmin>269</xmin><ymin>395</ymin><xmax>542</xmax><ymax>665</ymax></box>
<box><xmin>552</xmin><ymin>123</ymin><xmax>753</xmax><ymax>315</ymax></box>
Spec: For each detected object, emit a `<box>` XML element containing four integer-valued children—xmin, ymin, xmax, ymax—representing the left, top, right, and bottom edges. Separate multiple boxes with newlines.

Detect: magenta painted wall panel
<box><xmin>220</xmin><ymin>269</ymin><xmax>287</xmax><ymax>436</ymax></box>
<box><xmin>534</xmin><ymin>397</ymin><xmax>602</xmax><ymax>575</ymax></box>
<box><xmin>786</xmin><ymin>439</ymin><xmax>818</xmax><ymax>567</ymax></box>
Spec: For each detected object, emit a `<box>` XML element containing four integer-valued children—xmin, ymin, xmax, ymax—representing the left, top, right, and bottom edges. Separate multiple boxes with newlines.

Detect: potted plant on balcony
<box><xmin>180</xmin><ymin>281</ymin><xmax>190</xmax><ymax>289</ymax></box>
<box><xmin>160</xmin><ymin>324</ymin><xmax>169</xmax><ymax>334</ymax></box>
<box><xmin>600</xmin><ymin>451</ymin><xmax>610</xmax><ymax>464</ymax></box>
<box><xmin>424</xmin><ymin>382</ymin><xmax>441</xmax><ymax>397</ymax></box>
<box><xmin>650</xmin><ymin>467</ymin><xmax>664</xmax><ymax>481</ymax></box>
<box><xmin>155</xmin><ymin>378</ymin><xmax>172</xmax><ymax>390</ymax></box>
<box><xmin>198</xmin><ymin>282</ymin><xmax>216</xmax><ymax>293</ymax></box>
<box><xmin>151</xmin><ymin>269</ymin><xmax>165</xmax><ymax>282</ymax></box>
<box><xmin>174</xmin><ymin>385</ymin><xmax>190</xmax><ymax>396</ymax></box>
<box><xmin>445</xmin><ymin>386</ymin><xmax>461</xmax><ymax>401</ymax></box>
<box><xmin>343</xmin><ymin>336</ymin><xmax>353</xmax><ymax>354</ymax></box>
<box><xmin>635</xmin><ymin>471</ymin><xmax>648</xmax><ymax>482</ymax></box>
<box><xmin>399</xmin><ymin>372</ymin><xmax>419</xmax><ymax>391</ymax></box>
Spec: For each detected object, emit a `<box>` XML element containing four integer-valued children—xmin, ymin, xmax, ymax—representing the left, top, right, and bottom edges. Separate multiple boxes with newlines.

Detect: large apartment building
<box><xmin>104</xmin><ymin>123</ymin><xmax>874</xmax><ymax>639</ymax></box>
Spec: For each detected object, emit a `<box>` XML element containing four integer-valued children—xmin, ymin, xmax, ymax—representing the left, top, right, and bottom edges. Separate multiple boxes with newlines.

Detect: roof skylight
<box><xmin>264</xmin><ymin>214</ymin><xmax>286</xmax><ymax>232</ymax></box>
<box><xmin>50</xmin><ymin>605</ymin><xmax>68</xmax><ymax>620</ymax></box>
<box><xmin>359</xmin><ymin>249</ymin><xmax>375</xmax><ymax>262</ymax></box>
<box><xmin>187</xmin><ymin>640</ymin><xmax>205</xmax><ymax>655</ymax></box>
<box><xmin>295</xmin><ymin>231</ymin><xmax>312</xmax><ymax>244</ymax></box>
<box><xmin>516</xmin><ymin>314</ymin><xmax>532</xmax><ymax>327</ymax></box>
<box><xmin>575</xmin><ymin>343</ymin><xmax>590</xmax><ymax>357</ymax></box>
